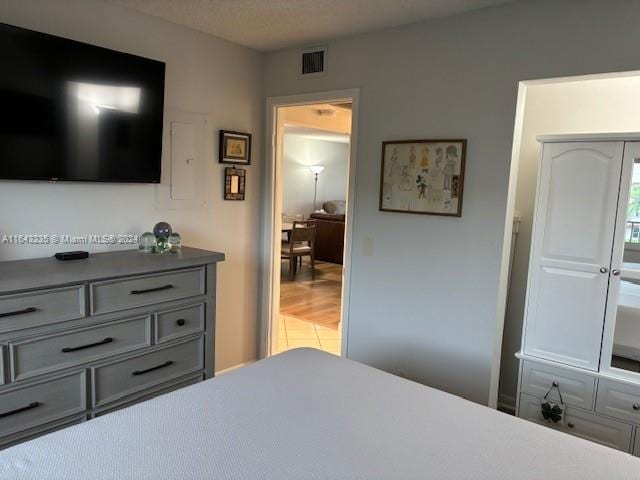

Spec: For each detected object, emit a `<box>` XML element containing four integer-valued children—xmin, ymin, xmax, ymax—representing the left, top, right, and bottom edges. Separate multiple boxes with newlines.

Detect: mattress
<box><xmin>0</xmin><ymin>348</ymin><xmax>639</xmax><ymax>479</ymax></box>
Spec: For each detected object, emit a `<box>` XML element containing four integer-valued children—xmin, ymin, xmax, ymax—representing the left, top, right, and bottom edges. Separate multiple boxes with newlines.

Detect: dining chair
<box><xmin>281</xmin><ymin>220</ymin><xmax>316</xmax><ymax>281</ymax></box>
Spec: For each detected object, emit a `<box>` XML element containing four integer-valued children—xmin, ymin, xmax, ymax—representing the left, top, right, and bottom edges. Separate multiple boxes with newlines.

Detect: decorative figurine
<box><xmin>153</xmin><ymin>221</ymin><xmax>172</xmax><ymax>240</ymax></box>
<box><xmin>138</xmin><ymin>232</ymin><xmax>156</xmax><ymax>253</ymax></box>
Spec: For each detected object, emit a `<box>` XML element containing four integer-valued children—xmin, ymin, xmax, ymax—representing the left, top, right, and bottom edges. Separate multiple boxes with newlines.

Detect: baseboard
<box><xmin>215</xmin><ymin>360</ymin><xmax>256</xmax><ymax>376</ymax></box>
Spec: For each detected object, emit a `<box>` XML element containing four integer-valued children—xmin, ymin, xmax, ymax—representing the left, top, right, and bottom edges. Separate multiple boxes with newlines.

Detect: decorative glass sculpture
<box><xmin>153</xmin><ymin>221</ymin><xmax>172</xmax><ymax>240</ymax></box>
<box><xmin>155</xmin><ymin>236</ymin><xmax>170</xmax><ymax>254</ymax></box>
<box><xmin>139</xmin><ymin>232</ymin><xmax>156</xmax><ymax>253</ymax></box>
<box><xmin>168</xmin><ymin>232</ymin><xmax>182</xmax><ymax>252</ymax></box>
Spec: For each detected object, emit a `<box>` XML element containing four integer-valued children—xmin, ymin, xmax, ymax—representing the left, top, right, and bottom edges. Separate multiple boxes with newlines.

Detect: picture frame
<box><xmin>219</xmin><ymin>130</ymin><xmax>251</xmax><ymax>165</ymax></box>
<box><xmin>224</xmin><ymin>167</ymin><xmax>246</xmax><ymax>201</ymax></box>
<box><xmin>379</xmin><ymin>139</ymin><xmax>466</xmax><ymax>217</ymax></box>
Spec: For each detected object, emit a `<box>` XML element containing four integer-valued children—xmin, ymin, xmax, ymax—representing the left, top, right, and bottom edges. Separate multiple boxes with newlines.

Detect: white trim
<box><xmin>489</xmin><ymin>82</ymin><xmax>528</xmax><ymax>409</ymax></box>
<box><xmin>259</xmin><ymin>89</ymin><xmax>360</xmax><ymax>360</ymax></box>
<box><xmin>537</xmin><ymin>132</ymin><xmax>640</xmax><ymax>143</ymax></box>
<box><xmin>215</xmin><ymin>360</ymin><xmax>255</xmax><ymax>376</ymax></box>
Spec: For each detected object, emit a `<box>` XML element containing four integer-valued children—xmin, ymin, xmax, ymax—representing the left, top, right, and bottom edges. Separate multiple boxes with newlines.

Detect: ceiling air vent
<box><xmin>301</xmin><ymin>47</ymin><xmax>327</xmax><ymax>76</ymax></box>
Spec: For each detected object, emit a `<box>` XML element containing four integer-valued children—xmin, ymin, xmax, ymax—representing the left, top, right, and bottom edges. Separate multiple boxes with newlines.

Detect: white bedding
<box><xmin>0</xmin><ymin>348</ymin><xmax>639</xmax><ymax>479</ymax></box>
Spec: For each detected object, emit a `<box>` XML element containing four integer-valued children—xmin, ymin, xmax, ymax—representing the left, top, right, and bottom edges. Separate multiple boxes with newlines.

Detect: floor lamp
<box><xmin>309</xmin><ymin>165</ymin><xmax>325</xmax><ymax>211</ymax></box>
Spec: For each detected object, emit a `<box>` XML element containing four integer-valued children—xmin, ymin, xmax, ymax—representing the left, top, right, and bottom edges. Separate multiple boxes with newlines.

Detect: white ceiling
<box><xmin>103</xmin><ymin>0</ymin><xmax>514</xmax><ymax>52</ymax></box>
<box><xmin>284</xmin><ymin>125</ymin><xmax>350</xmax><ymax>144</ymax></box>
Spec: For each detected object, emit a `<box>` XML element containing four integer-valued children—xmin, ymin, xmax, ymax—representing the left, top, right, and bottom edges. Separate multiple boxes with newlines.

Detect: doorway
<box><xmin>260</xmin><ymin>89</ymin><xmax>359</xmax><ymax>359</ymax></box>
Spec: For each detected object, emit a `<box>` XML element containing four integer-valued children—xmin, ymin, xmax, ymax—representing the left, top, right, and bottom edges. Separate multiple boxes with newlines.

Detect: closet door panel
<box><xmin>524</xmin><ymin>142</ymin><xmax>624</xmax><ymax>370</ymax></box>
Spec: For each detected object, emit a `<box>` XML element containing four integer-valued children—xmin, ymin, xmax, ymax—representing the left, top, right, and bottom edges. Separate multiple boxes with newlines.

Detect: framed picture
<box><xmin>219</xmin><ymin>130</ymin><xmax>251</xmax><ymax>165</ymax></box>
<box><xmin>224</xmin><ymin>167</ymin><xmax>246</xmax><ymax>200</ymax></box>
<box><xmin>379</xmin><ymin>139</ymin><xmax>466</xmax><ymax>217</ymax></box>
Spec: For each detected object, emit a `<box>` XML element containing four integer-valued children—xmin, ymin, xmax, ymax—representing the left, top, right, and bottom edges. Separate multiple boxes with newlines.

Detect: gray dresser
<box><xmin>0</xmin><ymin>247</ymin><xmax>224</xmax><ymax>448</ymax></box>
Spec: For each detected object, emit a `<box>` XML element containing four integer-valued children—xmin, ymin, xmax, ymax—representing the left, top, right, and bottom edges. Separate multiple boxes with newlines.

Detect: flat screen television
<box><xmin>0</xmin><ymin>22</ymin><xmax>165</xmax><ymax>183</ymax></box>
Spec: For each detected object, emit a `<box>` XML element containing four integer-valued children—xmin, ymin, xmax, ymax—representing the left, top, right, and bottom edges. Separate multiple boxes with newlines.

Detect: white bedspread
<box><xmin>1</xmin><ymin>348</ymin><xmax>639</xmax><ymax>479</ymax></box>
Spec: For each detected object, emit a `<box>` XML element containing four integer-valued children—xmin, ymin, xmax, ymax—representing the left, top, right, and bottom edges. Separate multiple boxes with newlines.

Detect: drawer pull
<box><xmin>130</xmin><ymin>284</ymin><xmax>173</xmax><ymax>295</ymax></box>
<box><xmin>176</xmin><ymin>319</ymin><xmax>186</xmax><ymax>327</ymax></box>
<box><xmin>0</xmin><ymin>306</ymin><xmax>37</xmax><ymax>318</ymax></box>
<box><xmin>633</xmin><ymin>404</ymin><xmax>640</xmax><ymax>411</ymax></box>
<box><xmin>567</xmin><ymin>422</ymin><xmax>575</xmax><ymax>428</ymax></box>
<box><xmin>62</xmin><ymin>337</ymin><xmax>114</xmax><ymax>353</ymax></box>
<box><xmin>132</xmin><ymin>360</ymin><xmax>174</xmax><ymax>376</ymax></box>
<box><xmin>0</xmin><ymin>401</ymin><xmax>40</xmax><ymax>419</ymax></box>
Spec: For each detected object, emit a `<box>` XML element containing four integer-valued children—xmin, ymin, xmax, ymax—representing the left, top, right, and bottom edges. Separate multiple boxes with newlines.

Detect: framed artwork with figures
<box><xmin>379</xmin><ymin>139</ymin><xmax>466</xmax><ymax>217</ymax></box>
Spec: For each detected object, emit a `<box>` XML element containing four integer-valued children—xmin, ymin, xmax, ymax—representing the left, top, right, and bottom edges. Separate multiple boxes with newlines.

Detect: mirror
<box><xmin>611</xmin><ymin>159</ymin><xmax>640</xmax><ymax>373</ymax></box>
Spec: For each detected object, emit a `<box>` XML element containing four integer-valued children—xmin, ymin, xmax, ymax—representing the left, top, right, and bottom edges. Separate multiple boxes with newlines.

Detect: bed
<box><xmin>0</xmin><ymin>348</ymin><xmax>638</xmax><ymax>479</ymax></box>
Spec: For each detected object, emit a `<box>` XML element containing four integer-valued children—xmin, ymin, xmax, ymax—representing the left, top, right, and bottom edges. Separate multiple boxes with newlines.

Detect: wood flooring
<box><xmin>279</xmin><ymin>259</ymin><xmax>342</xmax><ymax>329</ymax></box>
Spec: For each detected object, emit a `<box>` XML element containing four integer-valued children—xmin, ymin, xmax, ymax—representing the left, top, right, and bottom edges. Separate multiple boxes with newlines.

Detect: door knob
<box><xmin>600</xmin><ymin>267</ymin><xmax>609</xmax><ymax>274</ymax></box>
<box><xmin>612</xmin><ymin>269</ymin><xmax>621</xmax><ymax>276</ymax></box>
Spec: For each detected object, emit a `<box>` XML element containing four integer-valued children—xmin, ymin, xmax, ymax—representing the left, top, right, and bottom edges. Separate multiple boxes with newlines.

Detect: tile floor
<box><xmin>275</xmin><ymin>314</ymin><xmax>341</xmax><ymax>355</ymax></box>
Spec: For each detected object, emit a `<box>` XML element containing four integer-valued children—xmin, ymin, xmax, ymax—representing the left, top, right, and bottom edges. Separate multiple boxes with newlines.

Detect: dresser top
<box><xmin>0</xmin><ymin>247</ymin><xmax>225</xmax><ymax>294</ymax></box>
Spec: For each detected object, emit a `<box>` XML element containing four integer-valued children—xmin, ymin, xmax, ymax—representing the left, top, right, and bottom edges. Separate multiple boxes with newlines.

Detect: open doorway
<box><xmin>260</xmin><ymin>90</ymin><xmax>359</xmax><ymax>359</ymax></box>
<box><xmin>276</xmin><ymin>103</ymin><xmax>351</xmax><ymax>355</ymax></box>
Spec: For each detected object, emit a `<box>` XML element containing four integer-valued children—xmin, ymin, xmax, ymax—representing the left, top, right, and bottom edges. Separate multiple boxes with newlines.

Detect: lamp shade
<box><xmin>309</xmin><ymin>165</ymin><xmax>325</xmax><ymax>174</ymax></box>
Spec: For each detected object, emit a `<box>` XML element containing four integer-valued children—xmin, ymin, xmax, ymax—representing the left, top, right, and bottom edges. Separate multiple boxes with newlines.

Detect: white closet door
<box><xmin>523</xmin><ymin>141</ymin><xmax>624</xmax><ymax>370</ymax></box>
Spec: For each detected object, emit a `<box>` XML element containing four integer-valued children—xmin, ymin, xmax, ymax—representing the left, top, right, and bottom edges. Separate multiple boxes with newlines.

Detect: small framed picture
<box><xmin>219</xmin><ymin>130</ymin><xmax>251</xmax><ymax>165</ymax></box>
<box><xmin>379</xmin><ymin>139</ymin><xmax>466</xmax><ymax>217</ymax></box>
<box><xmin>224</xmin><ymin>167</ymin><xmax>246</xmax><ymax>201</ymax></box>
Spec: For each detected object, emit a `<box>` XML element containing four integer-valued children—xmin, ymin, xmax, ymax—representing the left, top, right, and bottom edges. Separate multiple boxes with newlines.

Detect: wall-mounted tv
<box><xmin>0</xmin><ymin>22</ymin><xmax>165</xmax><ymax>183</ymax></box>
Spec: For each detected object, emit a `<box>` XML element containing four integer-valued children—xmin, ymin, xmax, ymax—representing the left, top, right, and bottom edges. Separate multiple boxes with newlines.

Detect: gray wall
<box><xmin>264</xmin><ymin>0</ymin><xmax>640</xmax><ymax>404</ymax></box>
<box><xmin>282</xmin><ymin>135</ymin><xmax>349</xmax><ymax>215</ymax></box>
<box><xmin>0</xmin><ymin>0</ymin><xmax>263</xmax><ymax>372</ymax></box>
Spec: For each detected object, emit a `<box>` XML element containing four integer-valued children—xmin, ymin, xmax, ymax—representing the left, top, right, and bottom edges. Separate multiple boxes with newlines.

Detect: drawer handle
<box><xmin>633</xmin><ymin>404</ymin><xmax>640</xmax><ymax>411</ymax></box>
<box><xmin>132</xmin><ymin>360</ymin><xmax>174</xmax><ymax>376</ymax></box>
<box><xmin>0</xmin><ymin>401</ymin><xmax>40</xmax><ymax>419</ymax></box>
<box><xmin>0</xmin><ymin>306</ymin><xmax>37</xmax><ymax>318</ymax></box>
<box><xmin>176</xmin><ymin>319</ymin><xmax>186</xmax><ymax>327</ymax></box>
<box><xmin>62</xmin><ymin>337</ymin><xmax>114</xmax><ymax>353</ymax></box>
<box><xmin>567</xmin><ymin>422</ymin><xmax>575</xmax><ymax>428</ymax></box>
<box><xmin>130</xmin><ymin>284</ymin><xmax>174</xmax><ymax>295</ymax></box>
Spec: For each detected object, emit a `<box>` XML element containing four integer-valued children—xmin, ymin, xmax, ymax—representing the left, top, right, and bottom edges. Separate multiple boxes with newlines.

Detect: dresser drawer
<box><xmin>0</xmin><ymin>345</ymin><xmax>4</xmax><ymax>385</ymax></box>
<box><xmin>0</xmin><ymin>285</ymin><xmax>85</xmax><ymax>333</ymax></box>
<box><xmin>93</xmin><ymin>373</ymin><xmax>203</xmax><ymax>418</ymax></box>
<box><xmin>596</xmin><ymin>379</ymin><xmax>640</xmax><ymax>423</ymax></box>
<box><xmin>520</xmin><ymin>360</ymin><xmax>596</xmax><ymax>409</ymax></box>
<box><xmin>519</xmin><ymin>393</ymin><xmax>633</xmax><ymax>451</ymax></box>
<box><xmin>634</xmin><ymin>430</ymin><xmax>640</xmax><ymax>457</ymax></box>
<box><xmin>91</xmin><ymin>336</ymin><xmax>203</xmax><ymax>407</ymax></box>
<box><xmin>90</xmin><ymin>268</ymin><xmax>205</xmax><ymax>315</ymax></box>
<box><xmin>155</xmin><ymin>303</ymin><xmax>204</xmax><ymax>344</ymax></box>
<box><xmin>0</xmin><ymin>371</ymin><xmax>86</xmax><ymax>439</ymax></box>
<box><xmin>9</xmin><ymin>315</ymin><xmax>152</xmax><ymax>382</ymax></box>
<box><xmin>0</xmin><ymin>415</ymin><xmax>86</xmax><ymax>450</ymax></box>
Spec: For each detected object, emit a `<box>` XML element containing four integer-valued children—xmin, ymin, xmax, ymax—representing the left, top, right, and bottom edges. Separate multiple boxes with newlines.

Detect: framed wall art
<box><xmin>224</xmin><ymin>167</ymin><xmax>246</xmax><ymax>201</ymax></box>
<box><xmin>379</xmin><ymin>139</ymin><xmax>466</xmax><ymax>217</ymax></box>
<box><xmin>219</xmin><ymin>130</ymin><xmax>251</xmax><ymax>165</ymax></box>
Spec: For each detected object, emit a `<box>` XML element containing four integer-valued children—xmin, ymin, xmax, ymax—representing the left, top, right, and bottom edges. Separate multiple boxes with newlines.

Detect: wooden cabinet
<box><xmin>517</xmin><ymin>134</ymin><xmax>640</xmax><ymax>454</ymax></box>
<box><xmin>0</xmin><ymin>247</ymin><xmax>223</xmax><ymax>448</ymax></box>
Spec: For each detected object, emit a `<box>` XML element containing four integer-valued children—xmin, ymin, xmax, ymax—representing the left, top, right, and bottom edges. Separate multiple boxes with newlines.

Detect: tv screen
<box><xmin>0</xmin><ymin>22</ymin><xmax>165</xmax><ymax>183</ymax></box>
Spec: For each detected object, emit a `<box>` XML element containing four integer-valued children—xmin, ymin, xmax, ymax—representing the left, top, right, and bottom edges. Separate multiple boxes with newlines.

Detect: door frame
<box><xmin>259</xmin><ymin>88</ymin><xmax>360</xmax><ymax>359</ymax></box>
